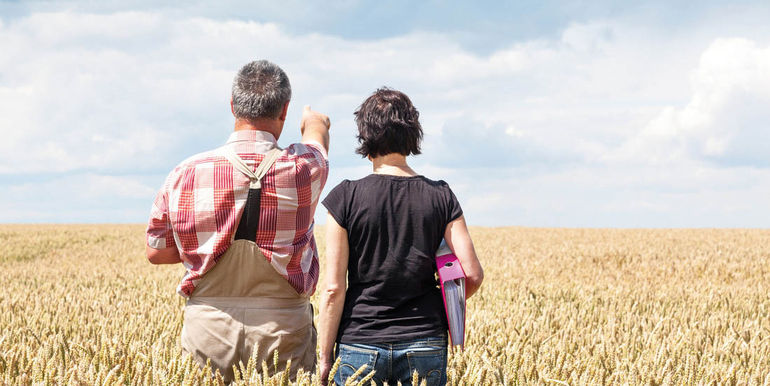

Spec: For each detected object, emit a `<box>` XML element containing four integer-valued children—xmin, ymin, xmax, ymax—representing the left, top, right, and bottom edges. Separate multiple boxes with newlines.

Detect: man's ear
<box><xmin>279</xmin><ymin>101</ymin><xmax>289</xmax><ymax>121</ymax></box>
<box><xmin>230</xmin><ymin>98</ymin><xmax>235</xmax><ymax>116</ymax></box>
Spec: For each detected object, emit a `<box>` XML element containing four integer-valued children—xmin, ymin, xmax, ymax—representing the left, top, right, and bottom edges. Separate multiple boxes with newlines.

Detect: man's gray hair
<box><xmin>232</xmin><ymin>60</ymin><xmax>291</xmax><ymax>120</ymax></box>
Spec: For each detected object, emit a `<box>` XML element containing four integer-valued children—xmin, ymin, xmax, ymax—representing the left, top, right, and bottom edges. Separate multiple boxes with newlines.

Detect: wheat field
<box><xmin>2</xmin><ymin>225</ymin><xmax>770</xmax><ymax>385</ymax></box>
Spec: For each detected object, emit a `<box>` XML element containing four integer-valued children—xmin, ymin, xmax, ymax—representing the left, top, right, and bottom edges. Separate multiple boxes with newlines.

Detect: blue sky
<box><xmin>1</xmin><ymin>1</ymin><xmax>769</xmax><ymax>227</ymax></box>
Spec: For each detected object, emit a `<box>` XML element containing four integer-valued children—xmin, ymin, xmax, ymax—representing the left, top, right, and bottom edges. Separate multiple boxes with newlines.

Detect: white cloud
<box><xmin>0</xmin><ymin>11</ymin><xmax>769</xmax><ymax>226</ymax></box>
<box><xmin>0</xmin><ymin>15</ymin><xmax>692</xmax><ymax>173</ymax></box>
<box><xmin>615</xmin><ymin>38</ymin><xmax>770</xmax><ymax>167</ymax></box>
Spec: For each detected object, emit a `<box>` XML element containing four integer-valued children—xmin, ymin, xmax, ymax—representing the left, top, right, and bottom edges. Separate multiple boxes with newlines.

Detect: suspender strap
<box><xmin>223</xmin><ymin>147</ymin><xmax>282</xmax><ymax>190</ymax></box>
<box><xmin>222</xmin><ymin>147</ymin><xmax>282</xmax><ymax>241</ymax></box>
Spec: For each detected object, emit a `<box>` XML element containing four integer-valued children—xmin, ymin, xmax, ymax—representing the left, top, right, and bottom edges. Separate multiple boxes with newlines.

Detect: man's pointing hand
<box><xmin>300</xmin><ymin>105</ymin><xmax>330</xmax><ymax>153</ymax></box>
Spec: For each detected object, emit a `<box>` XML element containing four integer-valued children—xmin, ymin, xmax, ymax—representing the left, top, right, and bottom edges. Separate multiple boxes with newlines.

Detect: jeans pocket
<box><xmin>335</xmin><ymin>343</ymin><xmax>378</xmax><ymax>385</ymax></box>
<box><xmin>406</xmin><ymin>347</ymin><xmax>446</xmax><ymax>386</ymax></box>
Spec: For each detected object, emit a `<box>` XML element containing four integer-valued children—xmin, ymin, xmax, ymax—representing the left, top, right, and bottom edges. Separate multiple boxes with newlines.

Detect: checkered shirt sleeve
<box><xmin>146</xmin><ymin>183</ymin><xmax>177</xmax><ymax>250</ymax></box>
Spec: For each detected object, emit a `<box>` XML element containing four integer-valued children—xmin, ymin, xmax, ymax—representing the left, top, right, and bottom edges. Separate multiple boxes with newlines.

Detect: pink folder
<box><xmin>436</xmin><ymin>241</ymin><xmax>466</xmax><ymax>348</ymax></box>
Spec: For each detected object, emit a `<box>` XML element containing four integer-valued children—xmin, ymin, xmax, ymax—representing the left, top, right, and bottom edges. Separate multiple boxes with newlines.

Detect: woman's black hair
<box><xmin>354</xmin><ymin>87</ymin><xmax>423</xmax><ymax>158</ymax></box>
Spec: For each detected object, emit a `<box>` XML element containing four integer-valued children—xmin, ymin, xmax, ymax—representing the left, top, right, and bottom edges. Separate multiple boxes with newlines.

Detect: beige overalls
<box><xmin>180</xmin><ymin>148</ymin><xmax>317</xmax><ymax>382</ymax></box>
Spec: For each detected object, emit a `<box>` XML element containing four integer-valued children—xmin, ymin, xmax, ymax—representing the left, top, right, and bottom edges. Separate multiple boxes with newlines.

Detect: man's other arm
<box><xmin>146</xmin><ymin>245</ymin><xmax>181</xmax><ymax>264</ymax></box>
<box><xmin>300</xmin><ymin>105</ymin><xmax>330</xmax><ymax>153</ymax></box>
<box><xmin>146</xmin><ymin>186</ymin><xmax>182</xmax><ymax>265</ymax></box>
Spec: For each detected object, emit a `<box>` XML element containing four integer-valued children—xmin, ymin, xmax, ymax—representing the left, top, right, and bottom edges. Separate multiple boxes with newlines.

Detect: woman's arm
<box><xmin>318</xmin><ymin>213</ymin><xmax>350</xmax><ymax>384</ymax></box>
<box><xmin>444</xmin><ymin>215</ymin><xmax>484</xmax><ymax>298</ymax></box>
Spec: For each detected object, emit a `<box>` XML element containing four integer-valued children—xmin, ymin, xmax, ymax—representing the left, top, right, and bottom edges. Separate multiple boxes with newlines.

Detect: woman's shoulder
<box><xmin>326</xmin><ymin>179</ymin><xmax>353</xmax><ymax>195</ymax></box>
<box><xmin>416</xmin><ymin>175</ymin><xmax>451</xmax><ymax>188</ymax></box>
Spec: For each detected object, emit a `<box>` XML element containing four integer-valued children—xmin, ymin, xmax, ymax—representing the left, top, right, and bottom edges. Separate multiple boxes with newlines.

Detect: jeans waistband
<box><xmin>341</xmin><ymin>335</ymin><xmax>448</xmax><ymax>350</ymax></box>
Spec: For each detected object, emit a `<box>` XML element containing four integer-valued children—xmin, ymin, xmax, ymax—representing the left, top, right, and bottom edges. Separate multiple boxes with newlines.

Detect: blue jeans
<box><xmin>334</xmin><ymin>336</ymin><xmax>448</xmax><ymax>386</ymax></box>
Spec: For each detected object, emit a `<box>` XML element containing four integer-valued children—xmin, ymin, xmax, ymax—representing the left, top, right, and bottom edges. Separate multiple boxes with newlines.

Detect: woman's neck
<box><xmin>371</xmin><ymin>153</ymin><xmax>418</xmax><ymax>177</ymax></box>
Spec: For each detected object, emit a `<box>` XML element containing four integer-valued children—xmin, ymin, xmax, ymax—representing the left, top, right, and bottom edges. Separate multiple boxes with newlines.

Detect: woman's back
<box><xmin>323</xmin><ymin>173</ymin><xmax>462</xmax><ymax>343</ymax></box>
<box><xmin>317</xmin><ymin>87</ymin><xmax>483</xmax><ymax>386</ymax></box>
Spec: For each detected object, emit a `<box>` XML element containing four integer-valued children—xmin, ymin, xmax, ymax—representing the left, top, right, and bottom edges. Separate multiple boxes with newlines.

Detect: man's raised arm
<box><xmin>300</xmin><ymin>105</ymin><xmax>330</xmax><ymax>153</ymax></box>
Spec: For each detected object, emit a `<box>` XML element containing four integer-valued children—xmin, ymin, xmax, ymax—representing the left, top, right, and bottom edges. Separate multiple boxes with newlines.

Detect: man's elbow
<box><xmin>146</xmin><ymin>245</ymin><xmax>179</xmax><ymax>265</ymax></box>
<box><xmin>146</xmin><ymin>246</ymin><xmax>162</xmax><ymax>264</ymax></box>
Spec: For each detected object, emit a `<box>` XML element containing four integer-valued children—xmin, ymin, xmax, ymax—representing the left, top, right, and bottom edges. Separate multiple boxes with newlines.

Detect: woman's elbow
<box><xmin>321</xmin><ymin>284</ymin><xmax>346</xmax><ymax>302</ymax></box>
<box><xmin>468</xmin><ymin>269</ymin><xmax>484</xmax><ymax>289</ymax></box>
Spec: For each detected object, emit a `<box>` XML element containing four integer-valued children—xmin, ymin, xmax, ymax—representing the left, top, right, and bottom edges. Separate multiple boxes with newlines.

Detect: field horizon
<box><xmin>3</xmin><ymin>223</ymin><xmax>768</xmax><ymax>231</ymax></box>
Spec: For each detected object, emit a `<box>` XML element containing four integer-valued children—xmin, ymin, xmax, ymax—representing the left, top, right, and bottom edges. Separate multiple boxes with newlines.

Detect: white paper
<box><xmin>443</xmin><ymin>277</ymin><xmax>466</xmax><ymax>346</ymax></box>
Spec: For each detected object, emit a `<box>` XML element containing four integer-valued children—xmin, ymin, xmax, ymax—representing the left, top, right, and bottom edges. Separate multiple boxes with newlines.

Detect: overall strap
<box><xmin>223</xmin><ymin>147</ymin><xmax>282</xmax><ymax>189</ymax></box>
<box><xmin>222</xmin><ymin>146</ymin><xmax>282</xmax><ymax>241</ymax></box>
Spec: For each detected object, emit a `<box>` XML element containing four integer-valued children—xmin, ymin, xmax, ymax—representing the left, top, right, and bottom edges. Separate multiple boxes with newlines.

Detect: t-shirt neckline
<box><xmin>368</xmin><ymin>173</ymin><xmax>425</xmax><ymax>180</ymax></box>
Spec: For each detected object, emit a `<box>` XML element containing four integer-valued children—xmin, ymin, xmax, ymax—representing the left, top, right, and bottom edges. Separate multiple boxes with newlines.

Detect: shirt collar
<box><xmin>226</xmin><ymin>130</ymin><xmax>278</xmax><ymax>145</ymax></box>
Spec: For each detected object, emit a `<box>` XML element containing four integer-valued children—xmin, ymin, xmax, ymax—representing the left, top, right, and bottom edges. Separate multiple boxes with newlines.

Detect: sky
<box><xmin>1</xmin><ymin>0</ymin><xmax>769</xmax><ymax>227</ymax></box>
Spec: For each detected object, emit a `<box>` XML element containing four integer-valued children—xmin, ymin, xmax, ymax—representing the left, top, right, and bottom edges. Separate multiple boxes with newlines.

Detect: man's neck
<box><xmin>233</xmin><ymin>118</ymin><xmax>282</xmax><ymax>140</ymax></box>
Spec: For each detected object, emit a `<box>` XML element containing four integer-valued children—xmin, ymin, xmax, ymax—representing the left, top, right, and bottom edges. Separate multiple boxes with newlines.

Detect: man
<box><xmin>145</xmin><ymin>60</ymin><xmax>330</xmax><ymax>382</ymax></box>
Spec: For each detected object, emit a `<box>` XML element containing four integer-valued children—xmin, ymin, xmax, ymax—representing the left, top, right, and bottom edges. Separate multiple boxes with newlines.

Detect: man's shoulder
<box><xmin>179</xmin><ymin>147</ymin><xmax>224</xmax><ymax>167</ymax></box>
<box><xmin>283</xmin><ymin>141</ymin><xmax>328</xmax><ymax>161</ymax></box>
<box><xmin>276</xmin><ymin>142</ymin><xmax>329</xmax><ymax>178</ymax></box>
<box><xmin>165</xmin><ymin>147</ymin><xmax>225</xmax><ymax>182</ymax></box>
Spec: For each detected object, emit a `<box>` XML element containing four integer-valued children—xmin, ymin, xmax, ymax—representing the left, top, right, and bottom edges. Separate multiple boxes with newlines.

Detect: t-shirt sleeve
<box><xmin>322</xmin><ymin>181</ymin><xmax>349</xmax><ymax>229</ymax></box>
<box><xmin>445</xmin><ymin>185</ymin><xmax>464</xmax><ymax>224</ymax></box>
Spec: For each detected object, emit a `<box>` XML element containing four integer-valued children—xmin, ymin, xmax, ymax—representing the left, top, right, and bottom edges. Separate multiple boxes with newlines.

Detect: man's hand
<box><xmin>301</xmin><ymin>105</ymin><xmax>330</xmax><ymax>132</ymax></box>
<box><xmin>300</xmin><ymin>105</ymin><xmax>330</xmax><ymax>153</ymax></box>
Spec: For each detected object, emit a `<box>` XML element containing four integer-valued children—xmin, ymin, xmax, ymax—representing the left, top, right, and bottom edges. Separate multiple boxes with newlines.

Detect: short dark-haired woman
<box><xmin>318</xmin><ymin>88</ymin><xmax>484</xmax><ymax>386</ymax></box>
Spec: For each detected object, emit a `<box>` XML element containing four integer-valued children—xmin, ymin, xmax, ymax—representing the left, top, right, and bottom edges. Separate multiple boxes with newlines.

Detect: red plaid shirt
<box><xmin>146</xmin><ymin>130</ymin><xmax>329</xmax><ymax>297</ymax></box>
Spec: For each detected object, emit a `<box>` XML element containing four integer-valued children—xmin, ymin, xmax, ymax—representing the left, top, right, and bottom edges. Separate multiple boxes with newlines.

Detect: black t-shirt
<box><xmin>321</xmin><ymin>174</ymin><xmax>463</xmax><ymax>343</ymax></box>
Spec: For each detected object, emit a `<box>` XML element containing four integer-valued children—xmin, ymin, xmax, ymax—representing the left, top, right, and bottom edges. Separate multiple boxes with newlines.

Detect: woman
<box><xmin>318</xmin><ymin>88</ymin><xmax>484</xmax><ymax>386</ymax></box>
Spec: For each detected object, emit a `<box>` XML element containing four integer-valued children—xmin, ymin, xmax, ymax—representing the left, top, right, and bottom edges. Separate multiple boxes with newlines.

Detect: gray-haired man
<box><xmin>146</xmin><ymin>60</ymin><xmax>330</xmax><ymax>381</ymax></box>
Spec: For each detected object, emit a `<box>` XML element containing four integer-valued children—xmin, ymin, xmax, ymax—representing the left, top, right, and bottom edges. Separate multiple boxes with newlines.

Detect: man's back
<box><xmin>147</xmin><ymin>130</ymin><xmax>328</xmax><ymax>297</ymax></box>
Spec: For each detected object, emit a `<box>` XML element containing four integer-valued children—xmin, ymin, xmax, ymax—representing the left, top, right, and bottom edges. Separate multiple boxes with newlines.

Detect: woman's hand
<box><xmin>319</xmin><ymin>357</ymin><xmax>334</xmax><ymax>385</ymax></box>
